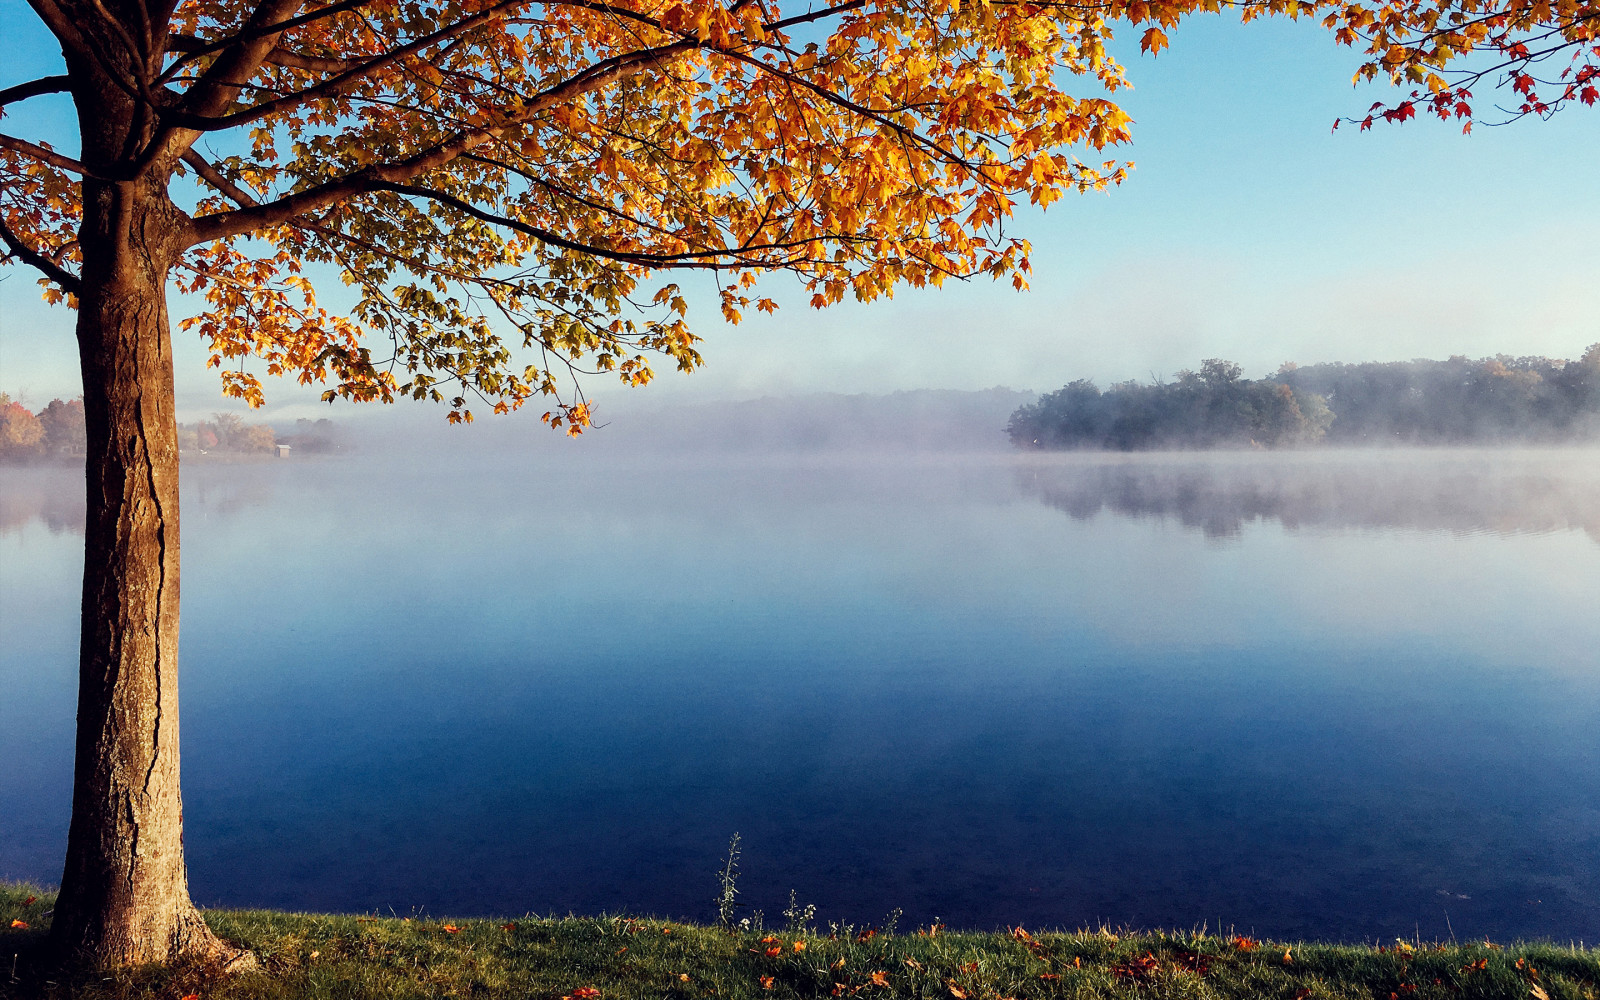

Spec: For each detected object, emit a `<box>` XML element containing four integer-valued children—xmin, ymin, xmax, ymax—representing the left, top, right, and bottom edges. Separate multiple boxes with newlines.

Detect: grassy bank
<box><xmin>3</xmin><ymin>885</ymin><xmax>1595</xmax><ymax>1000</ymax></box>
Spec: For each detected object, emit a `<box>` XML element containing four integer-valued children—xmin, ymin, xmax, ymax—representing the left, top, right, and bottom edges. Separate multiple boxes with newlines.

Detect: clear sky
<box><xmin>2</xmin><ymin>4</ymin><xmax>1597</xmax><ymax>420</ymax></box>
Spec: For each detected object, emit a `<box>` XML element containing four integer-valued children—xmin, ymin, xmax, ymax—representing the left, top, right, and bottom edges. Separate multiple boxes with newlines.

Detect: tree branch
<box><xmin>181</xmin><ymin>149</ymin><xmax>260</xmax><ymax>206</ymax></box>
<box><xmin>23</xmin><ymin>0</ymin><xmax>94</xmax><ymax>61</ymax></box>
<box><xmin>168</xmin><ymin>33</ymin><xmax>356</xmax><ymax>74</ymax></box>
<box><xmin>158</xmin><ymin>0</ymin><xmax>375</xmax><ymax>73</ymax></box>
<box><xmin>185</xmin><ymin>40</ymin><xmax>693</xmax><ymax>243</ymax></box>
<box><xmin>0</xmin><ymin>133</ymin><xmax>91</xmax><ymax>174</ymax></box>
<box><xmin>0</xmin><ymin>75</ymin><xmax>72</xmax><ymax>109</ymax></box>
<box><xmin>0</xmin><ymin>214</ymin><xmax>84</xmax><ymax>295</ymax></box>
<box><xmin>163</xmin><ymin>0</ymin><xmax>539</xmax><ymax>136</ymax></box>
<box><xmin>374</xmin><ymin>180</ymin><xmax>864</xmax><ymax>267</ymax></box>
<box><xmin>176</xmin><ymin>0</ymin><xmax>309</xmax><ymax>120</ymax></box>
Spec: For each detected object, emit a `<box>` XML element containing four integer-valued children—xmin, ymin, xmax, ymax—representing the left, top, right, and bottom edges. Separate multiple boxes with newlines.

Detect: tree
<box><xmin>38</xmin><ymin>397</ymin><xmax>88</xmax><ymax>454</ymax></box>
<box><xmin>0</xmin><ymin>0</ymin><xmax>1590</xmax><ymax>973</ymax></box>
<box><xmin>0</xmin><ymin>394</ymin><xmax>48</xmax><ymax>459</ymax></box>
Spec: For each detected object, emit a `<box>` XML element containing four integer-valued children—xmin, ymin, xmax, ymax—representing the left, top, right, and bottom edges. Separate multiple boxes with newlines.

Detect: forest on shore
<box><xmin>1008</xmin><ymin>347</ymin><xmax>1600</xmax><ymax>450</ymax></box>
<box><xmin>0</xmin><ymin>395</ymin><xmax>343</xmax><ymax>462</ymax></box>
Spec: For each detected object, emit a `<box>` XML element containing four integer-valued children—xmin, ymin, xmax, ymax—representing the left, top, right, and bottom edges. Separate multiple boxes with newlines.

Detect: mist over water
<box><xmin>2</xmin><ymin>408</ymin><xmax>1597</xmax><ymax>943</ymax></box>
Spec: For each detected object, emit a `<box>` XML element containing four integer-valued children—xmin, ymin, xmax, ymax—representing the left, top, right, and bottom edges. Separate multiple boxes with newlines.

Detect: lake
<box><xmin>2</xmin><ymin>443</ymin><xmax>1598</xmax><ymax>943</ymax></box>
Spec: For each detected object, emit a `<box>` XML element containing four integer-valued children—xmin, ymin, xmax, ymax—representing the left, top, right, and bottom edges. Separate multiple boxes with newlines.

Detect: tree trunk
<box><xmin>47</xmin><ymin>169</ymin><xmax>249</xmax><ymax>970</ymax></box>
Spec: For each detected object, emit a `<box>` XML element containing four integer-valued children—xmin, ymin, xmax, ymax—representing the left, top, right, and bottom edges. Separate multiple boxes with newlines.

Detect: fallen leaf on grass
<box><xmin>443</xmin><ymin>925</ymin><xmax>460</xmax><ymax>934</ymax></box>
<box><xmin>904</xmin><ymin>958</ymin><xmax>923</xmax><ymax>971</ymax></box>
<box><xmin>1172</xmin><ymin>948</ymin><xmax>1211</xmax><ymax>976</ymax></box>
<box><xmin>1111</xmin><ymin>953</ymin><xmax>1160</xmax><ymax>983</ymax></box>
<box><xmin>794</xmin><ymin>941</ymin><xmax>806</xmax><ymax>952</ymax></box>
<box><xmin>1038</xmin><ymin>973</ymin><xmax>1058</xmax><ymax>980</ymax></box>
<box><xmin>10</xmin><ymin>920</ymin><xmax>28</xmax><ymax>929</ymax></box>
<box><xmin>947</xmin><ymin>984</ymin><xmax>967</xmax><ymax>998</ymax></box>
<box><xmin>22</xmin><ymin>896</ymin><xmax>37</xmax><ymax>907</ymax></box>
<box><xmin>766</xmin><ymin>946</ymin><xmax>783</xmax><ymax>957</ymax></box>
<box><xmin>680</xmin><ymin>973</ymin><xmax>691</xmax><ymax>981</ymax></box>
<box><xmin>870</xmin><ymin>971</ymin><xmax>890</xmax><ymax>987</ymax></box>
<box><xmin>759</xmin><ymin>976</ymin><xmax>774</xmax><ymax>990</ymax></box>
<box><xmin>1232</xmin><ymin>936</ymin><xmax>1258</xmax><ymax>952</ymax></box>
<box><xmin>570</xmin><ymin>987</ymin><xmax>601</xmax><ymax>999</ymax></box>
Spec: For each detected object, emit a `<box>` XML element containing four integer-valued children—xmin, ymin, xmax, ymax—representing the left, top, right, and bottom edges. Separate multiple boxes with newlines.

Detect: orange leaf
<box><xmin>870</xmin><ymin>971</ymin><xmax>890</xmax><ymax>987</ymax></box>
<box><xmin>443</xmin><ymin>925</ymin><xmax>460</xmax><ymax>934</ymax></box>
<box><xmin>760</xmin><ymin>977</ymin><xmax>775</xmax><ymax>990</ymax></box>
<box><xmin>9</xmin><ymin>920</ymin><xmax>28</xmax><ymax>929</ymax></box>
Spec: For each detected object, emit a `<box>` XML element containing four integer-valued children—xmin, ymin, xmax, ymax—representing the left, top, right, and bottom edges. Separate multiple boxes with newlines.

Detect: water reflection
<box><xmin>3</xmin><ymin>448</ymin><xmax>1598</xmax><ymax>942</ymax></box>
<box><xmin>0</xmin><ymin>466</ymin><xmax>84</xmax><ymax>536</ymax></box>
<box><xmin>1018</xmin><ymin>449</ymin><xmax>1600</xmax><ymax>542</ymax></box>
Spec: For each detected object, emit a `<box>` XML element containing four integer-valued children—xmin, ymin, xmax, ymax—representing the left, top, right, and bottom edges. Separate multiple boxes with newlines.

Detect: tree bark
<box><xmin>47</xmin><ymin>161</ymin><xmax>250</xmax><ymax>969</ymax></box>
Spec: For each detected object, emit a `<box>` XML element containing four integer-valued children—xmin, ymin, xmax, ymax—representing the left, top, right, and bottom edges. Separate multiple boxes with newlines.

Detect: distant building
<box><xmin>274</xmin><ymin>443</ymin><xmax>292</xmax><ymax>459</ymax></box>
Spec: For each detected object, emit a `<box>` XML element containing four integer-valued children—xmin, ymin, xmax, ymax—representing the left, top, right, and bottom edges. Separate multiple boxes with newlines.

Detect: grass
<box><xmin>3</xmin><ymin>884</ymin><xmax>1596</xmax><ymax>1000</ymax></box>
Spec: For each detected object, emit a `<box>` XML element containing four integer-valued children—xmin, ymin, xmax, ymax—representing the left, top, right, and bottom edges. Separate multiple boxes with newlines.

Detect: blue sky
<box><xmin>2</xmin><ymin>5</ymin><xmax>1597</xmax><ymax>418</ymax></box>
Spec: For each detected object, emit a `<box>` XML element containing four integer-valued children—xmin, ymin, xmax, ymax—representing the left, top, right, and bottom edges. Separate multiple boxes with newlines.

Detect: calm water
<box><xmin>2</xmin><ymin>446</ymin><xmax>1598</xmax><ymax>942</ymax></box>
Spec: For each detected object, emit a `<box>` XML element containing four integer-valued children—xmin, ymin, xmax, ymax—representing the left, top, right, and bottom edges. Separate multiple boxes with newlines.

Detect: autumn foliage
<box><xmin>2</xmin><ymin>0</ymin><xmax>1590</xmax><ymax>432</ymax></box>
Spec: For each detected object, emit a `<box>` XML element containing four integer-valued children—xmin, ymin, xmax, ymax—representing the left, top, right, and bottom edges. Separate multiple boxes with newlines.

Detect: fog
<box><xmin>5</xmin><ymin>390</ymin><xmax>1598</xmax><ymax>545</ymax></box>
<box><xmin>5</xmin><ymin>390</ymin><xmax>1600</xmax><ymax>939</ymax></box>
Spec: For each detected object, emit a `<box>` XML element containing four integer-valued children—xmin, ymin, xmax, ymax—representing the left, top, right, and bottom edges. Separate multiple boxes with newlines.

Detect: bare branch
<box><xmin>0</xmin><ymin>75</ymin><xmax>71</xmax><ymax>109</ymax></box>
<box><xmin>0</xmin><ymin>214</ymin><xmax>84</xmax><ymax>295</ymax></box>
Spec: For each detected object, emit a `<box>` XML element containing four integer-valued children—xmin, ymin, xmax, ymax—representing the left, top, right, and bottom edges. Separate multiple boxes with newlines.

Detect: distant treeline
<box><xmin>0</xmin><ymin>394</ymin><xmax>86</xmax><ymax>461</ymax></box>
<box><xmin>178</xmin><ymin>415</ymin><xmax>344</xmax><ymax>455</ymax></box>
<box><xmin>1009</xmin><ymin>347</ymin><xmax>1600</xmax><ymax>450</ymax></box>
<box><xmin>1</xmin><ymin>394</ymin><xmax>344</xmax><ymax>462</ymax></box>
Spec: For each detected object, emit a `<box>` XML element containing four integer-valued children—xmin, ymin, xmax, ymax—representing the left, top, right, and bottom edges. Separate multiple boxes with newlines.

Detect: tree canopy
<box><xmin>2</xmin><ymin>0</ymin><xmax>1592</xmax><ymax>429</ymax></box>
